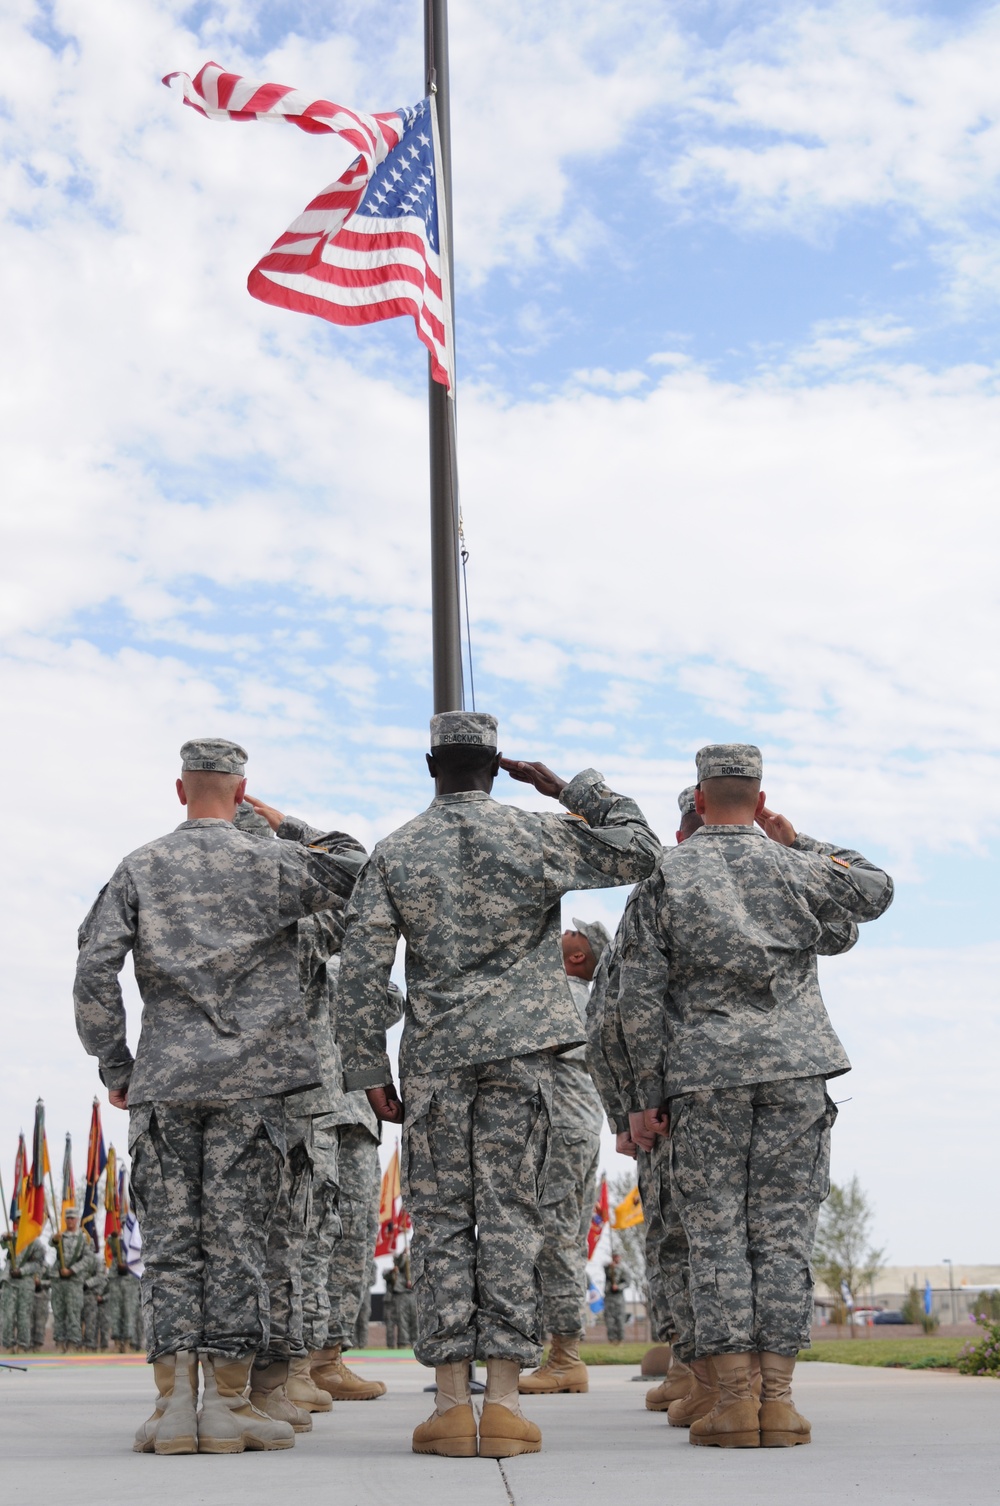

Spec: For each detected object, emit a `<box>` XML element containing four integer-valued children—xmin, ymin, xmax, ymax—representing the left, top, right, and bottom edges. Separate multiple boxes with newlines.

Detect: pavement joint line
<box><xmin>496</xmin><ymin>1457</ymin><xmax>518</xmax><ymax>1504</ymax></box>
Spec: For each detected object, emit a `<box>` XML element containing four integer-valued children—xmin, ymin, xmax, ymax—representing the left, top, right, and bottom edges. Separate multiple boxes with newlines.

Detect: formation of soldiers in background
<box><xmin>68</xmin><ymin>721</ymin><xmax>892</xmax><ymax>1458</ymax></box>
<box><xmin>1</xmin><ymin>1211</ymin><xmax>142</xmax><ymax>1354</ymax></box>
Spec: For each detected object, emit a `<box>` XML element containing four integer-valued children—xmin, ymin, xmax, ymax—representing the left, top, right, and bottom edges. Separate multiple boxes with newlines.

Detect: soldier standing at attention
<box><xmin>74</xmin><ymin>738</ymin><xmax>364</xmax><ymax>1457</ymax></box>
<box><xmin>618</xmin><ymin>744</ymin><xmax>893</xmax><ymax>1449</ymax></box>
<box><xmin>82</xmin><ymin>1241</ymin><xmax>109</xmax><ymax>1350</ymax></box>
<box><xmin>603</xmin><ymin>1253</ymin><xmax>630</xmax><ymax>1343</ymax></box>
<box><xmin>520</xmin><ymin>918</ymin><xmax>608</xmax><ymax>1398</ymax></box>
<box><xmin>32</xmin><ymin>1258</ymin><xmax>52</xmax><ymax>1351</ymax></box>
<box><xmin>336</xmin><ymin>712</ymin><xmax>660</xmax><ymax>1459</ymax></box>
<box><xmin>382</xmin><ymin>1256</ymin><xmax>400</xmax><ymax>1348</ymax></box>
<box><xmin>1</xmin><ymin>1228</ymin><xmax>48</xmax><ymax>1351</ymax></box>
<box><xmin>49</xmin><ymin>1210</ymin><xmax>95</xmax><ymax>1352</ymax></box>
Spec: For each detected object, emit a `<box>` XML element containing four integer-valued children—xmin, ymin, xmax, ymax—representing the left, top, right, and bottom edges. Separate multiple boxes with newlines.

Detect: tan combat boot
<box><xmin>645</xmin><ymin>1347</ymin><xmax>694</xmax><ymax>1411</ymax></box>
<box><xmin>151</xmin><ymin>1351</ymin><xmax>199</xmax><ymax>1455</ymax></box>
<box><xmin>690</xmin><ymin>1353</ymin><xmax>760</xmax><ymax>1448</ymax></box>
<box><xmin>197</xmin><ymin>1353</ymin><xmax>296</xmax><ymax>1453</ymax></box>
<box><xmin>133</xmin><ymin>1352</ymin><xmax>199</xmax><ymax>1454</ymax></box>
<box><xmin>758</xmin><ymin>1352</ymin><xmax>811</xmax><ymax>1447</ymax></box>
<box><xmin>287</xmin><ymin>1353</ymin><xmax>334</xmax><ymax>1412</ymax></box>
<box><xmin>250</xmin><ymin>1358</ymin><xmax>313</xmax><ymax>1433</ymax></box>
<box><xmin>311</xmin><ymin>1344</ymin><xmax>386</xmax><ymax>1400</ymax></box>
<box><xmin>479</xmin><ymin>1358</ymin><xmax>542</xmax><ymax>1458</ymax></box>
<box><xmin>412</xmin><ymin>1361</ymin><xmax>478</xmax><ymax>1457</ymax></box>
<box><xmin>519</xmin><ymin>1333</ymin><xmax>589</xmax><ymax>1395</ymax></box>
<box><xmin>666</xmin><ymin>1357</ymin><xmax>718</xmax><ymax>1427</ymax></box>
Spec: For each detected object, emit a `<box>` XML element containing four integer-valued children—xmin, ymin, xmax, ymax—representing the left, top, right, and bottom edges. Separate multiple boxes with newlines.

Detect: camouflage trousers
<box><xmin>637</xmin><ymin>1147</ymin><xmax>673</xmax><ymax>1344</ymax></box>
<box><xmin>402</xmin><ymin>1051</ymin><xmax>552</xmax><ymax>1367</ymax></box>
<box><xmin>51</xmin><ymin>1276</ymin><xmax>87</xmax><ymax>1345</ymax></box>
<box><xmin>383</xmin><ymin>1293</ymin><xmax>397</xmax><ymax>1347</ymax></box>
<box><xmin>393</xmin><ymin>1288</ymin><xmax>417</xmax><ymax>1347</ymax></box>
<box><xmin>82</xmin><ymin>1290</ymin><xmax>110</xmax><ymax>1350</ymax></box>
<box><xmin>604</xmin><ymin>1290</ymin><xmax>626</xmax><ymax>1342</ymax></box>
<box><xmin>259</xmin><ymin>1113</ymin><xmax>313</xmax><ymax>1362</ymax></box>
<box><xmin>32</xmin><ymin>1286</ymin><xmax>51</xmax><ymax>1349</ymax></box>
<box><xmin>1</xmin><ymin>1276</ymin><xmax>34</xmax><ymax>1347</ymax></box>
<box><xmin>129</xmin><ymin>1098</ymin><xmax>284</xmax><ymax>1361</ymax></box>
<box><xmin>326</xmin><ymin>1125</ymin><xmax>380</xmax><ymax>1350</ymax></box>
<box><xmin>300</xmin><ymin>1120</ymin><xmax>378</xmax><ymax>1352</ymax></box>
<box><xmin>643</xmin><ymin>1139</ymin><xmax>696</xmax><ymax>1357</ymax></box>
<box><xmin>105</xmin><ymin>1271</ymin><xmax>142</xmax><ymax>1346</ymax></box>
<box><xmin>668</xmin><ymin>1075</ymin><xmax>837</xmax><ymax>1358</ymax></box>
<box><xmin>537</xmin><ymin>1123</ymin><xmax>600</xmax><ymax>1336</ymax></box>
<box><xmin>353</xmin><ymin>1271</ymin><xmax>372</xmax><ymax>1349</ymax></box>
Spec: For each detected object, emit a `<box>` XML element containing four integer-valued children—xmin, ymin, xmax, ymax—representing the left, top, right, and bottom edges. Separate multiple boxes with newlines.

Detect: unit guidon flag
<box><xmin>164</xmin><ymin>62</ymin><xmax>455</xmax><ymax>389</ymax></box>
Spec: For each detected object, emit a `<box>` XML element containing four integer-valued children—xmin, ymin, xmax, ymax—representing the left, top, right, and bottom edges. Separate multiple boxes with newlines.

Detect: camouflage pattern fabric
<box><xmin>48</xmin><ymin>1230</ymin><xmax>95</xmax><ymax>1346</ymax></box>
<box><xmin>74</xmin><ymin>818</ymin><xmax>365</xmax><ymax>1102</ymax></box>
<box><xmin>395</xmin><ymin>1284</ymin><xmax>418</xmax><ymax>1346</ymax></box>
<box><xmin>636</xmin><ymin>1147</ymin><xmax>673</xmax><ymax>1344</ymax></box>
<box><xmin>669</xmin><ymin>1075</ymin><xmax>837</xmax><ymax>1357</ymax></box>
<box><xmin>537</xmin><ymin>974</ymin><xmax>602</xmax><ymax>1336</ymax></box>
<box><xmin>259</xmin><ymin>1111</ymin><xmax>313</xmax><ymax>1362</ymax></box>
<box><xmin>616</xmin><ymin>828</ymin><xmax>894</xmax><ymax>1106</ymax></box>
<box><xmin>402</xmin><ymin>1051</ymin><xmax>553</xmax><ymax>1367</ymax></box>
<box><xmin>1</xmin><ymin>1237</ymin><xmax>46</xmax><ymax>1348</ymax></box>
<box><xmin>353</xmin><ymin>1249</ymin><xmax>374</xmax><ymax>1348</ymax></box>
<box><xmin>537</xmin><ymin>1117</ymin><xmax>599</xmax><ymax>1337</ymax></box>
<box><xmin>382</xmin><ymin>1272</ymin><xmax>399</xmax><ymax>1348</ymax></box>
<box><xmin>128</xmin><ymin>1098</ymin><xmax>284</xmax><ymax>1361</ymax></box>
<box><xmin>604</xmin><ymin>1289</ymin><xmax>627</xmax><ymax>1342</ymax></box>
<box><xmin>325</xmin><ymin>1123</ymin><xmax>380</xmax><ymax>1350</ymax></box>
<box><xmin>105</xmin><ymin>1263</ymin><xmax>140</xmax><ymax>1344</ymax></box>
<box><xmin>299</xmin><ymin>1112</ymin><xmax>341</xmax><ymax>1352</ymax></box>
<box><xmin>32</xmin><ymin>1282</ymin><xmax>51</xmax><ymax>1349</ymax></box>
<box><xmin>338</xmin><ymin>768</ymin><xmax>660</xmax><ymax>1089</ymax></box>
<box><xmin>82</xmin><ymin>1261</ymin><xmax>109</xmax><ymax>1349</ymax></box>
<box><xmin>646</xmin><ymin>1138</ymin><xmax>696</xmax><ymax>1357</ymax></box>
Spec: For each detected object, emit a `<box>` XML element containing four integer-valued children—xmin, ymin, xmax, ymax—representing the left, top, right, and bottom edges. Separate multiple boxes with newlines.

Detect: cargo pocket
<box><xmin>517</xmin><ymin>1085</ymin><xmax>551</xmax><ymax>1205</ymax></box>
<box><xmin>813</xmin><ymin>1093</ymin><xmax>838</xmax><ymax>1202</ymax></box>
<box><xmin>401</xmin><ymin>1079</ymin><xmax>437</xmax><ymax>1205</ymax></box>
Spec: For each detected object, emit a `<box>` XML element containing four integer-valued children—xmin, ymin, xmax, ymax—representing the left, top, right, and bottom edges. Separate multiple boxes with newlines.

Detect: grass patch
<box><xmin>798</xmin><ymin>1338</ymin><xmax>969</xmax><ymax>1370</ymax></box>
<box><xmin>579</xmin><ymin>1343</ymin><xmax>652</xmax><ymax>1366</ymax></box>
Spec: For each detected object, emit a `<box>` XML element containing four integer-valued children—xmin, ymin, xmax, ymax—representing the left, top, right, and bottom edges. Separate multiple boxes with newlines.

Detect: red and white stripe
<box><xmin>164</xmin><ymin>63</ymin><xmax>453</xmax><ymax>389</ymax></box>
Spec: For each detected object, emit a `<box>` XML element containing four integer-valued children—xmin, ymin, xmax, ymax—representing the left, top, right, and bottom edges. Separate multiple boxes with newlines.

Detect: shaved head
<box><xmin>180</xmin><ymin>770</ymin><xmax>243</xmax><ymax>804</ymax></box>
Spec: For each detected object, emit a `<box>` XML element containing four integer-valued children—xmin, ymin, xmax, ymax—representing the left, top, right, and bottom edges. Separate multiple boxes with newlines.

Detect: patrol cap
<box><xmin>429</xmin><ymin>711</ymin><xmax>498</xmax><ymax>751</ymax></box>
<box><xmin>571</xmin><ymin>917</ymin><xmax>611</xmax><ymax>959</ymax></box>
<box><xmin>677</xmin><ymin>785</ymin><xmax>698</xmax><ymax>815</ymax></box>
<box><xmin>233</xmin><ymin>801</ymin><xmax>272</xmax><ymax>839</ymax></box>
<box><xmin>696</xmin><ymin>743</ymin><xmax>763</xmax><ymax>782</ymax></box>
<box><xmin>180</xmin><ymin>738</ymin><xmax>248</xmax><ymax>775</ymax></box>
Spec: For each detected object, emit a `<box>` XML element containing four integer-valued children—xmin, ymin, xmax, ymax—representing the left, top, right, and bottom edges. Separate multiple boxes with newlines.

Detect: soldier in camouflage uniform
<box><xmin>74</xmin><ymin>738</ymin><xmax>364</xmax><ymax>1457</ymax></box>
<box><xmin>520</xmin><ymin>918</ymin><xmax>608</xmax><ymax>1397</ymax></box>
<box><xmin>603</xmin><ymin>1254</ymin><xmax>630</xmax><ymax>1342</ymax></box>
<box><xmin>353</xmin><ymin>1247</ymin><xmax>374</xmax><ymax>1349</ymax></box>
<box><xmin>82</xmin><ymin>1243</ymin><xmax>110</xmax><ymax>1350</ymax></box>
<box><xmin>337</xmin><ymin>711</ymin><xmax>660</xmax><ymax>1458</ymax></box>
<box><xmin>105</xmin><ymin>1251</ymin><xmax>137</xmax><ymax>1351</ymax></box>
<box><xmin>32</xmin><ymin>1264</ymin><xmax>52</xmax><ymax>1350</ymax></box>
<box><xmin>390</xmin><ymin>1250</ymin><xmax>417</xmax><ymax>1347</ymax></box>
<box><xmin>1</xmin><ymin>1230</ymin><xmax>48</xmax><ymax>1350</ymax></box>
<box><xmin>49</xmin><ymin>1212</ymin><xmax>96</xmax><ymax>1351</ymax></box>
<box><xmin>382</xmin><ymin>1257</ymin><xmax>400</xmax><ymax>1348</ymax></box>
<box><xmin>618</xmin><ymin>743</ymin><xmax>893</xmax><ymax>1449</ymax></box>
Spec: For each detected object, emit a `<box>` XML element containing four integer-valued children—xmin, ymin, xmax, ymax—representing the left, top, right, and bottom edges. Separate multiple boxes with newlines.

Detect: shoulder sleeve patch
<box><xmin>830</xmin><ymin>856</ymin><xmax>851</xmax><ymax>870</ymax></box>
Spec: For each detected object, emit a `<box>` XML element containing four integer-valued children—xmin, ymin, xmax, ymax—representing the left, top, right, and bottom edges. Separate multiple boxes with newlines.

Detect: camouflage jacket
<box><xmin>338</xmin><ymin>769</ymin><xmax>661</xmax><ymax>1086</ymax></box>
<box><xmin>616</xmin><ymin>827</ymin><xmax>894</xmax><ymax>1105</ymax></box>
<box><xmin>74</xmin><ymin>817</ymin><xmax>365</xmax><ymax>1104</ymax></box>
<box><xmin>586</xmin><ymin>914</ymin><xmax>635</xmax><ymax>1134</ymax></box>
<box><xmin>604</xmin><ymin>1262</ymin><xmax>630</xmax><ymax>1295</ymax></box>
<box><xmin>1</xmin><ymin>1236</ymin><xmax>47</xmax><ymax>1280</ymax></box>
<box><xmin>552</xmin><ymin>976</ymin><xmax>605</xmax><ymax>1139</ymax></box>
<box><xmin>47</xmin><ymin>1231</ymin><xmax>95</xmax><ymax>1279</ymax></box>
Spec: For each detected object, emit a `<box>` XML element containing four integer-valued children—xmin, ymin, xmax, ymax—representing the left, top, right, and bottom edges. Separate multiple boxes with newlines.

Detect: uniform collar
<box><xmin>174</xmin><ymin>818</ymin><xmax>236</xmax><ymax>830</ymax></box>
<box><xmin>689</xmin><ymin>823</ymin><xmax>766</xmax><ymax>838</ymax></box>
<box><xmin>432</xmin><ymin>790</ymin><xmax>493</xmax><ymax>804</ymax></box>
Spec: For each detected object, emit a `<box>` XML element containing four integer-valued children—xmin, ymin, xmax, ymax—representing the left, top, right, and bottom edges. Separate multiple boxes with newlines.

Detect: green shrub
<box><xmin>970</xmin><ymin>1290</ymin><xmax>1000</xmax><ymax>1323</ymax></box>
<box><xmin>956</xmin><ymin>1316</ymin><xmax>1000</xmax><ymax>1378</ymax></box>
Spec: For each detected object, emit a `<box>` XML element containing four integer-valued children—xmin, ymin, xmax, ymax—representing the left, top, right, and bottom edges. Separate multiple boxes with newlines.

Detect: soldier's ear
<box><xmin>426</xmin><ymin>753</ymin><xmax>437</xmax><ymax>778</ymax></box>
<box><xmin>490</xmin><ymin>752</ymin><xmax>502</xmax><ymax>776</ymax></box>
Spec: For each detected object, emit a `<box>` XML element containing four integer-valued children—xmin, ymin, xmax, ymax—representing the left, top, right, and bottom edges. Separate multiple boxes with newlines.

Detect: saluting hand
<box><xmin>367</xmin><ymin>1083</ymin><xmax>405</xmax><ymax>1125</ymax></box>
<box><xmin>244</xmin><ymin>795</ymin><xmax>286</xmax><ymax>831</ymax></box>
<box><xmin>499</xmin><ymin>759</ymin><xmax>567</xmax><ymax>799</ymax></box>
<box><xmin>756</xmin><ymin>807</ymin><xmax>797</xmax><ymax>846</ymax></box>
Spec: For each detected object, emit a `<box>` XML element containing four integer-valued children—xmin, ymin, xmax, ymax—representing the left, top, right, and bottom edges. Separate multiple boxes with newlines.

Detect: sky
<box><xmin>2</xmin><ymin>0</ymin><xmax>999</xmax><ymax>1268</ymax></box>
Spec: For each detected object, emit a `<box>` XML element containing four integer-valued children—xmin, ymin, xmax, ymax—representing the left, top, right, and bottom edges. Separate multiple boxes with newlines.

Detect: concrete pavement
<box><xmin>0</xmin><ymin>1352</ymin><xmax>997</xmax><ymax>1505</ymax></box>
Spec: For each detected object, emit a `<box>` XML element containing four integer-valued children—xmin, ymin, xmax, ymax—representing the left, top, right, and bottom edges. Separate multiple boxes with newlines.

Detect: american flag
<box><xmin>163</xmin><ymin>63</ymin><xmax>454</xmax><ymax>389</ymax></box>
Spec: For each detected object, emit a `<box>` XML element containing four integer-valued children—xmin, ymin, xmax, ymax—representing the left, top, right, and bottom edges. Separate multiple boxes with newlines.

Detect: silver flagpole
<box><xmin>425</xmin><ymin>0</ymin><xmax>464</xmax><ymax>713</ymax></box>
